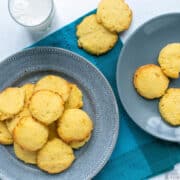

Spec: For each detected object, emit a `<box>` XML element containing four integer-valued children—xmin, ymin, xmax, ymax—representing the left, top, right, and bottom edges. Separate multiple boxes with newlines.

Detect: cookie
<box><xmin>48</xmin><ymin>122</ymin><xmax>58</xmax><ymax>140</ymax></box>
<box><xmin>70</xmin><ymin>133</ymin><xmax>91</xmax><ymax>149</ymax></box>
<box><xmin>76</xmin><ymin>14</ymin><xmax>118</xmax><ymax>55</ymax></box>
<box><xmin>97</xmin><ymin>0</ymin><xmax>132</xmax><ymax>33</ymax></box>
<box><xmin>34</xmin><ymin>75</ymin><xmax>71</xmax><ymax>102</ymax></box>
<box><xmin>65</xmin><ymin>84</ymin><xmax>83</xmax><ymax>109</ymax></box>
<box><xmin>57</xmin><ymin>109</ymin><xmax>93</xmax><ymax>143</ymax></box>
<box><xmin>29</xmin><ymin>90</ymin><xmax>64</xmax><ymax>125</ymax></box>
<box><xmin>134</xmin><ymin>64</ymin><xmax>169</xmax><ymax>99</ymax></box>
<box><xmin>0</xmin><ymin>88</ymin><xmax>25</xmax><ymax>117</ymax></box>
<box><xmin>14</xmin><ymin>143</ymin><xmax>37</xmax><ymax>164</ymax></box>
<box><xmin>37</xmin><ymin>138</ymin><xmax>75</xmax><ymax>174</ymax></box>
<box><xmin>0</xmin><ymin>121</ymin><xmax>13</xmax><ymax>145</ymax></box>
<box><xmin>159</xmin><ymin>88</ymin><xmax>180</xmax><ymax>126</ymax></box>
<box><xmin>6</xmin><ymin>108</ymin><xmax>30</xmax><ymax>134</ymax></box>
<box><xmin>21</xmin><ymin>83</ymin><xmax>35</xmax><ymax>106</ymax></box>
<box><xmin>13</xmin><ymin>116</ymin><xmax>48</xmax><ymax>151</ymax></box>
<box><xmin>158</xmin><ymin>43</ymin><xmax>180</xmax><ymax>78</ymax></box>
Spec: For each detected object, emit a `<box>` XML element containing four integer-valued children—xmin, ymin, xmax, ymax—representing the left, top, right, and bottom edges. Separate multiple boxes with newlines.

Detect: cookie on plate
<box><xmin>37</xmin><ymin>138</ymin><xmax>75</xmax><ymax>174</ymax></box>
<box><xmin>57</xmin><ymin>109</ymin><xmax>93</xmax><ymax>143</ymax></box>
<box><xmin>134</xmin><ymin>64</ymin><xmax>169</xmax><ymax>99</ymax></box>
<box><xmin>97</xmin><ymin>0</ymin><xmax>132</xmax><ymax>33</ymax></box>
<box><xmin>14</xmin><ymin>143</ymin><xmax>37</xmax><ymax>164</ymax></box>
<box><xmin>29</xmin><ymin>90</ymin><xmax>64</xmax><ymax>125</ymax></box>
<box><xmin>76</xmin><ymin>14</ymin><xmax>118</xmax><ymax>55</ymax></box>
<box><xmin>34</xmin><ymin>75</ymin><xmax>71</xmax><ymax>102</ymax></box>
<box><xmin>13</xmin><ymin>116</ymin><xmax>48</xmax><ymax>151</ymax></box>
<box><xmin>158</xmin><ymin>43</ymin><xmax>180</xmax><ymax>78</ymax></box>
<box><xmin>6</xmin><ymin>108</ymin><xmax>30</xmax><ymax>135</ymax></box>
<box><xmin>159</xmin><ymin>88</ymin><xmax>180</xmax><ymax>126</ymax></box>
<box><xmin>0</xmin><ymin>88</ymin><xmax>25</xmax><ymax>118</ymax></box>
<box><xmin>21</xmin><ymin>83</ymin><xmax>35</xmax><ymax>106</ymax></box>
<box><xmin>0</xmin><ymin>121</ymin><xmax>13</xmax><ymax>145</ymax></box>
<box><xmin>65</xmin><ymin>84</ymin><xmax>83</xmax><ymax>109</ymax></box>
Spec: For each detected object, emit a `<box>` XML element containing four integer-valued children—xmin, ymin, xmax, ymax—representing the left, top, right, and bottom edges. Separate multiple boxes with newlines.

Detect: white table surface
<box><xmin>1</xmin><ymin>0</ymin><xmax>180</xmax><ymax>179</ymax></box>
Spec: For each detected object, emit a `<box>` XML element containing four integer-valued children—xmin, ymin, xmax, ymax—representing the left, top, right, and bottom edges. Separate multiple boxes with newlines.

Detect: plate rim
<box><xmin>116</xmin><ymin>13</ymin><xmax>180</xmax><ymax>142</ymax></box>
<box><xmin>0</xmin><ymin>46</ymin><xmax>119</xmax><ymax>179</ymax></box>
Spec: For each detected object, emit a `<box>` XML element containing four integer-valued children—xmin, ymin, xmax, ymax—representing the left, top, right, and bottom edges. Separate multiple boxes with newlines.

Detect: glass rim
<box><xmin>8</xmin><ymin>0</ymin><xmax>54</xmax><ymax>28</ymax></box>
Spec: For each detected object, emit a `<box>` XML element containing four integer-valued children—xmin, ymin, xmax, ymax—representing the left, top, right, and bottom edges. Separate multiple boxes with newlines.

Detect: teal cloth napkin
<box><xmin>32</xmin><ymin>10</ymin><xmax>180</xmax><ymax>179</ymax></box>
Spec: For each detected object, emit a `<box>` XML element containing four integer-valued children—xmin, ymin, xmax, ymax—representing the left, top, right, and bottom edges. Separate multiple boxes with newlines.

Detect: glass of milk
<box><xmin>8</xmin><ymin>0</ymin><xmax>54</xmax><ymax>32</ymax></box>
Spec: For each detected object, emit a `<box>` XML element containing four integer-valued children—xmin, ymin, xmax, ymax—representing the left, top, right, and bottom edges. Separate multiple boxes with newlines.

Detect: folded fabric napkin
<box><xmin>31</xmin><ymin>10</ymin><xmax>180</xmax><ymax>180</ymax></box>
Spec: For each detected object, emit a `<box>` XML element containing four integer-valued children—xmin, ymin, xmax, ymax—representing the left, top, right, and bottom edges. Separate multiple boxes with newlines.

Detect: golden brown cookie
<box><xmin>14</xmin><ymin>143</ymin><xmax>37</xmax><ymax>164</ymax></box>
<box><xmin>97</xmin><ymin>0</ymin><xmax>132</xmax><ymax>33</ymax></box>
<box><xmin>0</xmin><ymin>88</ymin><xmax>25</xmax><ymax>117</ymax></box>
<box><xmin>159</xmin><ymin>88</ymin><xmax>180</xmax><ymax>126</ymax></box>
<box><xmin>0</xmin><ymin>121</ymin><xmax>13</xmax><ymax>145</ymax></box>
<box><xmin>34</xmin><ymin>75</ymin><xmax>71</xmax><ymax>102</ymax></box>
<box><xmin>21</xmin><ymin>83</ymin><xmax>35</xmax><ymax>106</ymax></box>
<box><xmin>134</xmin><ymin>64</ymin><xmax>169</xmax><ymax>99</ymax></box>
<box><xmin>158</xmin><ymin>43</ymin><xmax>180</xmax><ymax>78</ymax></box>
<box><xmin>76</xmin><ymin>14</ymin><xmax>118</xmax><ymax>55</ymax></box>
<box><xmin>6</xmin><ymin>108</ymin><xmax>30</xmax><ymax>134</ymax></box>
<box><xmin>57</xmin><ymin>109</ymin><xmax>93</xmax><ymax>143</ymax></box>
<box><xmin>70</xmin><ymin>133</ymin><xmax>91</xmax><ymax>149</ymax></box>
<box><xmin>37</xmin><ymin>138</ymin><xmax>75</xmax><ymax>174</ymax></box>
<box><xmin>29</xmin><ymin>90</ymin><xmax>64</xmax><ymax>125</ymax></box>
<box><xmin>13</xmin><ymin>116</ymin><xmax>49</xmax><ymax>151</ymax></box>
<box><xmin>65</xmin><ymin>84</ymin><xmax>83</xmax><ymax>109</ymax></box>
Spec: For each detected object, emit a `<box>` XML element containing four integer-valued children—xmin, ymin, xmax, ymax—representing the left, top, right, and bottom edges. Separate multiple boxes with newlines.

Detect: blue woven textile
<box><xmin>32</xmin><ymin>10</ymin><xmax>180</xmax><ymax>179</ymax></box>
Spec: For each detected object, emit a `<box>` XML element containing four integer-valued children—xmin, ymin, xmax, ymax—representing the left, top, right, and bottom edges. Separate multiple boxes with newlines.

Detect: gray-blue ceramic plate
<box><xmin>116</xmin><ymin>13</ymin><xmax>180</xmax><ymax>142</ymax></box>
<box><xmin>0</xmin><ymin>47</ymin><xmax>119</xmax><ymax>180</ymax></box>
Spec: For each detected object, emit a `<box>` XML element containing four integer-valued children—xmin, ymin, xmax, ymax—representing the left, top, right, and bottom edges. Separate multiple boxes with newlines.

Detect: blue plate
<box><xmin>0</xmin><ymin>47</ymin><xmax>119</xmax><ymax>179</ymax></box>
<box><xmin>116</xmin><ymin>13</ymin><xmax>180</xmax><ymax>142</ymax></box>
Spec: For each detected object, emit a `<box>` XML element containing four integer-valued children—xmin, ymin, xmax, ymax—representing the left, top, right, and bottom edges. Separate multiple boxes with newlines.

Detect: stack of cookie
<box><xmin>0</xmin><ymin>75</ymin><xmax>93</xmax><ymax>174</ymax></box>
<box><xmin>76</xmin><ymin>0</ymin><xmax>132</xmax><ymax>55</ymax></box>
<box><xmin>134</xmin><ymin>43</ymin><xmax>180</xmax><ymax>126</ymax></box>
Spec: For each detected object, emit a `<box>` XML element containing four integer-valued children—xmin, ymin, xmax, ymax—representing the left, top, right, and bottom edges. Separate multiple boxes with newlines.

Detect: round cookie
<box><xmin>14</xmin><ymin>143</ymin><xmax>37</xmax><ymax>164</ymax></box>
<box><xmin>37</xmin><ymin>138</ymin><xmax>75</xmax><ymax>174</ymax></box>
<box><xmin>57</xmin><ymin>109</ymin><xmax>93</xmax><ymax>143</ymax></box>
<box><xmin>13</xmin><ymin>116</ymin><xmax>49</xmax><ymax>151</ymax></box>
<box><xmin>159</xmin><ymin>88</ymin><xmax>180</xmax><ymax>126</ymax></box>
<box><xmin>21</xmin><ymin>83</ymin><xmax>34</xmax><ymax>106</ymax></box>
<box><xmin>0</xmin><ymin>88</ymin><xmax>25</xmax><ymax>116</ymax></box>
<box><xmin>97</xmin><ymin>0</ymin><xmax>132</xmax><ymax>33</ymax></box>
<box><xmin>70</xmin><ymin>134</ymin><xmax>91</xmax><ymax>149</ymax></box>
<box><xmin>65</xmin><ymin>84</ymin><xmax>83</xmax><ymax>109</ymax></box>
<box><xmin>134</xmin><ymin>64</ymin><xmax>169</xmax><ymax>99</ymax></box>
<box><xmin>29</xmin><ymin>90</ymin><xmax>64</xmax><ymax>125</ymax></box>
<box><xmin>158</xmin><ymin>43</ymin><xmax>180</xmax><ymax>78</ymax></box>
<box><xmin>76</xmin><ymin>14</ymin><xmax>118</xmax><ymax>55</ymax></box>
<box><xmin>6</xmin><ymin>108</ymin><xmax>30</xmax><ymax>134</ymax></box>
<box><xmin>0</xmin><ymin>121</ymin><xmax>13</xmax><ymax>145</ymax></box>
<box><xmin>34</xmin><ymin>75</ymin><xmax>71</xmax><ymax>102</ymax></box>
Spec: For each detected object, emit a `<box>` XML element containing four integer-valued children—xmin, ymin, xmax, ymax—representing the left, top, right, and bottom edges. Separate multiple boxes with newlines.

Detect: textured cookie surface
<box><xmin>29</xmin><ymin>90</ymin><xmax>64</xmax><ymax>125</ymax></box>
<box><xmin>134</xmin><ymin>64</ymin><xmax>169</xmax><ymax>99</ymax></box>
<box><xmin>37</xmin><ymin>138</ymin><xmax>75</xmax><ymax>174</ymax></box>
<box><xmin>97</xmin><ymin>0</ymin><xmax>132</xmax><ymax>33</ymax></box>
<box><xmin>57</xmin><ymin>109</ymin><xmax>93</xmax><ymax>143</ymax></box>
<box><xmin>14</xmin><ymin>143</ymin><xmax>37</xmax><ymax>164</ymax></box>
<box><xmin>159</xmin><ymin>88</ymin><xmax>180</xmax><ymax>126</ymax></box>
<box><xmin>77</xmin><ymin>14</ymin><xmax>118</xmax><ymax>55</ymax></box>
<box><xmin>6</xmin><ymin>108</ymin><xmax>30</xmax><ymax>134</ymax></box>
<box><xmin>0</xmin><ymin>88</ymin><xmax>25</xmax><ymax>116</ymax></box>
<box><xmin>0</xmin><ymin>121</ymin><xmax>13</xmax><ymax>145</ymax></box>
<box><xmin>65</xmin><ymin>84</ymin><xmax>83</xmax><ymax>109</ymax></box>
<box><xmin>70</xmin><ymin>133</ymin><xmax>91</xmax><ymax>149</ymax></box>
<box><xmin>158</xmin><ymin>43</ymin><xmax>180</xmax><ymax>78</ymax></box>
<box><xmin>34</xmin><ymin>75</ymin><xmax>71</xmax><ymax>102</ymax></box>
<box><xmin>13</xmin><ymin>116</ymin><xmax>48</xmax><ymax>151</ymax></box>
<box><xmin>21</xmin><ymin>83</ymin><xmax>34</xmax><ymax>106</ymax></box>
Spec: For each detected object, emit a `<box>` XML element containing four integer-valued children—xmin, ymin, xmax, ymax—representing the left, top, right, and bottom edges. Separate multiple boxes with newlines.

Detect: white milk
<box><xmin>9</xmin><ymin>0</ymin><xmax>54</xmax><ymax>31</ymax></box>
